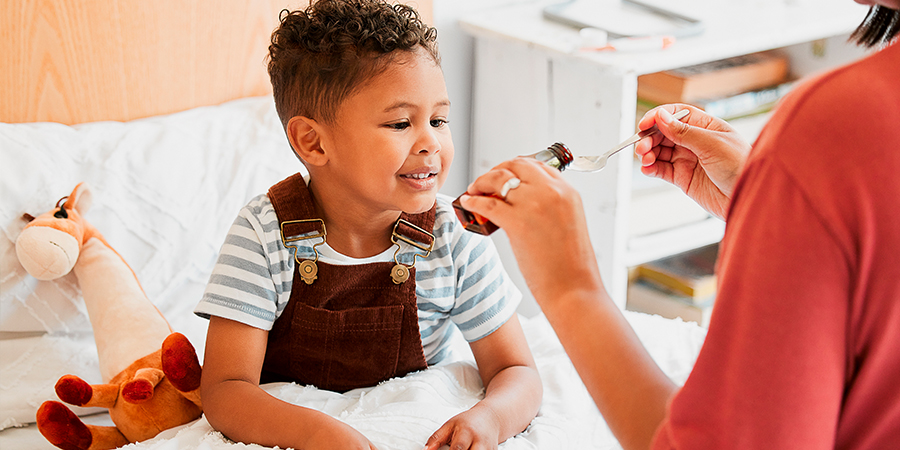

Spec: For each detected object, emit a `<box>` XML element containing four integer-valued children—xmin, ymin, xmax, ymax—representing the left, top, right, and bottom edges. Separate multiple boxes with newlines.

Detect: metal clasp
<box><xmin>389</xmin><ymin>219</ymin><xmax>435</xmax><ymax>284</ymax></box>
<box><xmin>280</xmin><ymin>219</ymin><xmax>326</xmax><ymax>284</ymax></box>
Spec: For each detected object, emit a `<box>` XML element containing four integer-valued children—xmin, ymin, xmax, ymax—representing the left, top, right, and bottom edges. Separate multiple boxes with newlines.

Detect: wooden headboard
<box><xmin>0</xmin><ymin>0</ymin><xmax>432</xmax><ymax>125</ymax></box>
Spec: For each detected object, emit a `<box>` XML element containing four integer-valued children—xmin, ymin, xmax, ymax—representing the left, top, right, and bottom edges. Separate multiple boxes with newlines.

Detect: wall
<box><xmin>1</xmin><ymin>0</ymin><xmax>486</xmax><ymax>192</ymax></box>
<box><xmin>0</xmin><ymin>0</ymin><xmax>433</xmax><ymax>125</ymax></box>
<box><xmin>433</xmin><ymin>0</ymin><xmax>523</xmax><ymax>196</ymax></box>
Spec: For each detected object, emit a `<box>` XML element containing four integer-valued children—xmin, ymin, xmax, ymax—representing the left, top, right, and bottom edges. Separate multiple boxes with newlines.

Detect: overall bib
<box><xmin>260</xmin><ymin>174</ymin><xmax>434</xmax><ymax>392</ymax></box>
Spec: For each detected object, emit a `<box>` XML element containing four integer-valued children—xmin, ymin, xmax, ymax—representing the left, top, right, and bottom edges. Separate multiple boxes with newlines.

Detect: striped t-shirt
<box><xmin>194</xmin><ymin>192</ymin><xmax>521</xmax><ymax>365</ymax></box>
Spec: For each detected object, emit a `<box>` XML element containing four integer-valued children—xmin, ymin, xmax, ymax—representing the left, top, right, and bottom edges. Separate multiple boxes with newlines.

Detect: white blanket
<box><xmin>115</xmin><ymin>312</ymin><xmax>704</xmax><ymax>450</ymax></box>
<box><xmin>0</xmin><ymin>311</ymin><xmax>704</xmax><ymax>450</ymax></box>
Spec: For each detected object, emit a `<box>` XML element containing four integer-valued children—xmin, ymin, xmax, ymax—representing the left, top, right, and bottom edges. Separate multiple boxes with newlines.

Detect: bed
<box><xmin>0</xmin><ymin>1</ymin><xmax>706</xmax><ymax>449</ymax></box>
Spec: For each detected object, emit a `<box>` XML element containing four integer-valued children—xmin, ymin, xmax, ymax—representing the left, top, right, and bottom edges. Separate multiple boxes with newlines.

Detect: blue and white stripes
<box><xmin>195</xmin><ymin>193</ymin><xmax>520</xmax><ymax>365</ymax></box>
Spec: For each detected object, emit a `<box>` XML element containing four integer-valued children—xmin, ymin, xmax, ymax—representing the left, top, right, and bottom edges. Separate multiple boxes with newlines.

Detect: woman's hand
<box><xmin>459</xmin><ymin>160</ymin><xmax>676</xmax><ymax>450</ymax></box>
<box><xmin>458</xmin><ymin>159</ymin><xmax>604</xmax><ymax>303</ymax></box>
<box><xmin>634</xmin><ymin>105</ymin><xmax>751</xmax><ymax>220</ymax></box>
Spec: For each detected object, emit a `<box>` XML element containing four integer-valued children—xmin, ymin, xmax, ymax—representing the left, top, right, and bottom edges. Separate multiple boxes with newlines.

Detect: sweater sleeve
<box><xmin>652</xmin><ymin>157</ymin><xmax>850</xmax><ymax>449</ymax></box>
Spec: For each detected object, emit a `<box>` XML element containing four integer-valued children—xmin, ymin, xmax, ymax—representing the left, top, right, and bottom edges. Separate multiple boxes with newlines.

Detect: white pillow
<box><xmin>0</xmin><ymin>97</ymin><xmax>301</xmax><ymax>428</ymax></box>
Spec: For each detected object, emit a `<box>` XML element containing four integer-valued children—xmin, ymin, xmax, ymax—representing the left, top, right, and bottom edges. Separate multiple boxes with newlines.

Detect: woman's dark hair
<box><xmin>851</xmin><ymin>6</ymin><xmax>900</xmax><ymax>48</ymax></box>
<box><xmin>267</xmin><ymin>0</ymin><xmax>439</xmax><ymax>127</ymax></box>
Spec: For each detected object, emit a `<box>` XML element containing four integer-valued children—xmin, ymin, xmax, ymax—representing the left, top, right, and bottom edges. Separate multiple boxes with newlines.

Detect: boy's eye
<box><xmin>430</xmin><ymin>118</ymin><xmax>448</xmax><ymax>128</ymax></box>
<box><xmin>387</xmin><ymin>121</ymin><xmax>410</xmax><ymax>130</ymax></box>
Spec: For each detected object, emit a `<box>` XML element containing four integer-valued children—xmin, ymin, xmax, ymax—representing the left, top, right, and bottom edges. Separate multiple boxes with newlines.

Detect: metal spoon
<box><xmin>568</xmin><ymin>109</ymin><xmax>691</xmax><ymax>173</ymax></box>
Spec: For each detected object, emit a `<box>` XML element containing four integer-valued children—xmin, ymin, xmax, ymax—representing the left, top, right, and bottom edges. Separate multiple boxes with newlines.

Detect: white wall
<box><xmin>433</xmin><ymin>0</ymin><xmax>524</xmax><ymax>197</ymax></box>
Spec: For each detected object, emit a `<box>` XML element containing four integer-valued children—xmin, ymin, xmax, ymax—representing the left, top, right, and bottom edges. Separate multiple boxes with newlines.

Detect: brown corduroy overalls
<box><xmin>260</xmin><ymin>174</ymin><xmax>434</xmax><ymax>392</ymax></box>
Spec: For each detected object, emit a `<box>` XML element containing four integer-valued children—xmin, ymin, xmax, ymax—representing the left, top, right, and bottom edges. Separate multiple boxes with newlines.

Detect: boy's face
<box><xmin>316</xmin><ymin>48</ymin><xmax>453</xmax><ymax>216</ymax></box>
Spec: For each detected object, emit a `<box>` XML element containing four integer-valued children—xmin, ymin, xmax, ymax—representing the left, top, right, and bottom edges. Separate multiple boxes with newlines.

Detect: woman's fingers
<box><xmin>465</xmin><ymin>167</ymin><xmax>517</xmax><ymax>196</ymax></box>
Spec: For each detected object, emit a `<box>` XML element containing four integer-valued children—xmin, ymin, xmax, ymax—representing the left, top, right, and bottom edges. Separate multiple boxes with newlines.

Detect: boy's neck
<box><xmin>308</xmin><ymin>181</ymin><xmax>400</xmax><ymax>259</ymax></box>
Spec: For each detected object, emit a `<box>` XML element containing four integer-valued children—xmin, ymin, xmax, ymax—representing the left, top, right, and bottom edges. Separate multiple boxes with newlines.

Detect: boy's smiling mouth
<box><xmin>399</xmin><ymin>168</ymin><xmax>439</xmax><ymax>189</ymax></box>
<box><xmin>401</xmin><ymin>172</ymin><xmax>437</xmax><ymax>180</ymax></box>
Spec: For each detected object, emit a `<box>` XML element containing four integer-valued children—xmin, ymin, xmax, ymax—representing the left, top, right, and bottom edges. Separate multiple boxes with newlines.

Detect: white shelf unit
<box><xmin>460</xmin><ymin>0</ymin><xmax>870</xmax><ymax>314</ymax></box>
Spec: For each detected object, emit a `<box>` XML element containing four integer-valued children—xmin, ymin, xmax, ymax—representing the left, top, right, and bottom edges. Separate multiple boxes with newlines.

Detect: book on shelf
<box><xmin>637</xmin><ymin>51</ymin><xmax>789</xmax><ymax>105</ymax></box>
<box><xmin>635</xmin><ymin>243</ymin><xmax>718</xmax><ymax>301</ymax></box>
<box><xmin>626</xmin><ymin>278</ymin><xmax>714</xmax><ymax>328</ymax></box>
<box><xmin>635</xmin><ymin>80</ymin><xmax>791</xmax><ymax>143</ymax></box>
<box><xmin>635</xmin><ymin>80</ymin><xmax>793</xmax><ymax>130</ymax></box>
<box><xmin>695</xmin><ymin>81</ymin><xmax>794</xmax><ymax>119</ymax></box>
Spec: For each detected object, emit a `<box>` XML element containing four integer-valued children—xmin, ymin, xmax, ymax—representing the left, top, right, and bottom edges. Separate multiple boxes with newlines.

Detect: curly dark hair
<box><xmin>851</xmin><ymin>6</ymin><xmax>900</xmax><ymax>48</ymax></box>
<box><xmin>267</xmin><ymin>0</ymin><xmax>439</xmax><ymax>127</ymax></box>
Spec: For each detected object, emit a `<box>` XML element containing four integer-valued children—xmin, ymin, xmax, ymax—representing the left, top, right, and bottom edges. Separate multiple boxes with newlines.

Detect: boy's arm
<box><xmin>201</xmin><ymin>316</ymin><xmax>377</xmax><ymax>450</ymax></box>
<box><xmin>424</xmin><ymin>314</ymin><xmax>542</xmax><ymax>449</ymax></box>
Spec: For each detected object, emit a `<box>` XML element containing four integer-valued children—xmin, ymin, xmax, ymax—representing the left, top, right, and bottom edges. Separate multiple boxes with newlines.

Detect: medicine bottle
<box><xmin>452</xmin><ymin>142</ymin><xmax>573</xmax><ymax>235</ymax></box>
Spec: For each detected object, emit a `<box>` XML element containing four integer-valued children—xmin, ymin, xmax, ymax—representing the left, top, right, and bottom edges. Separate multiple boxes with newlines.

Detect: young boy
<box><xmin>194</xmin><ymin>1</ymin><xmax>542</xmax><ymax>449</ymax></box>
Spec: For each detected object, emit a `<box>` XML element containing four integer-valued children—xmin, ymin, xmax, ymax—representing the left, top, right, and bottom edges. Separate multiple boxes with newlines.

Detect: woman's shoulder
<box><xmin>754</xmin><ymin>43</ymin><xmax>899</xmax><ymax>163</ymax></box>
<box><xmin>777</xmin><ymin>43</ymin><xmax>896</xmax><ymax>123</ymax></box>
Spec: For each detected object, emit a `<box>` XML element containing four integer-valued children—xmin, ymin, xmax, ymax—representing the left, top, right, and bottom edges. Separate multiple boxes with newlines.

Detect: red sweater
<box><xmin>653</xmin><ymin>41</ymin><xmax>900</xmax><ymax>449</ymax></box>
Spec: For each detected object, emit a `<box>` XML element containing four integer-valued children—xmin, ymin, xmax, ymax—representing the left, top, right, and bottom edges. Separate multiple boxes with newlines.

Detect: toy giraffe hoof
<box><xmin>161</xmin><ymin>332</ymin><xmax>201</xmax><ymax>393</ymax></box>
<box><xmin>55</xmin><ymin>375</ymin><xmax>92</xmax><ymax>406</ymax></box>
<box><xmin>37</xmin><ymin>401</ymin><xmax>92</xmax><ymax>450</ymax></box>
<box><xmin>122</xmin><ymin>378</ymin><xmax>154</xmax><ymax>403</ymax></box>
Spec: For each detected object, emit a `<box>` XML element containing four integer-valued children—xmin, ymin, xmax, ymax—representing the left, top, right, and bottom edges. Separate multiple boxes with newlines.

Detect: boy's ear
<box><xmin>286</xmin><ymin>116</ymin><xmax>328</xmax><ymax>166</ymax></box>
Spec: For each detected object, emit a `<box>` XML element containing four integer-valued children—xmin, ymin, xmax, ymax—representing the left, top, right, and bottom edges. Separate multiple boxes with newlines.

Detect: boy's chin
<box><xmin>403</xmin><ymin>196</ymin><xmax>438</xmax><ymax>215</ymax></box>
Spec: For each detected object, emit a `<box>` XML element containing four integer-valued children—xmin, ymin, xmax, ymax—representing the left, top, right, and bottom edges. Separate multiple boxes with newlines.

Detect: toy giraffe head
<box><xmin>14</xmin><ymin>182</ymin><xmax>172</xmax><ymax>381</ymax></box>
<box><xmin>15</xmin><ymin>183</ymin><xmax>203</xmax><ymax>450</ymax></box>
<box><xmin>16</xmin><ymin>182</ymin><xmax>100</xmax><ymax>280</ymax></box>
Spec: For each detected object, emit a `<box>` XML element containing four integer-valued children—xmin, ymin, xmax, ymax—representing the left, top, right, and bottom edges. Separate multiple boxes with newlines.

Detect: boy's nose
<box><xmin>416</xmin><ymin>131</ymin><xmax>441</xmax><ymax>154</ymax></box>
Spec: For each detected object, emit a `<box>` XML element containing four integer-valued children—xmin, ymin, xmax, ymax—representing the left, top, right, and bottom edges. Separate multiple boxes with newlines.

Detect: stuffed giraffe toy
<box><xmin>15</xmin><ymin>183</ymin><xmax>203</xmax><ymax>450</ymax></box>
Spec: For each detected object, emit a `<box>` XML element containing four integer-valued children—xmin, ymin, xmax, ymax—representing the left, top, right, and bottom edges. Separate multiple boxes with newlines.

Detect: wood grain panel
<box><xmin>1</xmin><ymin>0</ymin><xmax>432</xmax><ymax>124</ymax></box>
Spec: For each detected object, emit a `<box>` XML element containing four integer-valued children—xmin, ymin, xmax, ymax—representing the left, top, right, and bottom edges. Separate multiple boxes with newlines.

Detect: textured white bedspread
<box><xmin>0</xmin><ymin>311</ymin><xmax>704</xmax><ymax>450</ymax></box>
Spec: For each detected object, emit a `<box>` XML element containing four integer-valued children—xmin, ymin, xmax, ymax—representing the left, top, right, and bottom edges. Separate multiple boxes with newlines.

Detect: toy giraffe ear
<box><xmin>65</xmin><ymin>183</ymin><xmax>94</xmax><ymax>214</ymax></box>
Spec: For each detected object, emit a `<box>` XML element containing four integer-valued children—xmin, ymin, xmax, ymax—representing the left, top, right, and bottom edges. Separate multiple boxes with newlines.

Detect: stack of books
<box><xmin>637</xmin><ymin>51</ymin><xmax>793</xmax><ymax>122</ymax></box>
<box><xmin>626</xmin><ymin>243</ymin><xmax>719</xmax><ymax>327</ymax></box>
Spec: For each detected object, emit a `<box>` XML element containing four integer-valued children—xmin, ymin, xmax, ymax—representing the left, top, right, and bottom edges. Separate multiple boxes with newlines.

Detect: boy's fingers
<box><xmin>448</xmin><ymin>428</ymin><xmax>474</xmax><ymax>450</ymax></box>
<box><xmin>423</xmin><ymin>425</ymin><xmax>451</xmax><ymax>450</ymax></box>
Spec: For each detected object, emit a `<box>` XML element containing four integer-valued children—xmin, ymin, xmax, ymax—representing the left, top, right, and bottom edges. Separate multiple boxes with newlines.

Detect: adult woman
<box><xmin>458</xmin><ymin>2</ymin><xmax>900</xmax><ymax>449</ymax></box>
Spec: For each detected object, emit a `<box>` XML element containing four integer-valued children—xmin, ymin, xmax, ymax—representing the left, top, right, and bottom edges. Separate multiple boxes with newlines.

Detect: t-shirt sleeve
<box><xmin>194</xmin><ymin>196</ymin><xmax>292</xmax><ymax>331</ymax></box>
<box><xmin>447</xmin><ymin>224</ymin><xmax>522</xmax><ymax>342</ymax></box>
<box><xmin>652</xmin><ymin>157</ymin><xmax>850</xmax><ymax>449</ymax></box>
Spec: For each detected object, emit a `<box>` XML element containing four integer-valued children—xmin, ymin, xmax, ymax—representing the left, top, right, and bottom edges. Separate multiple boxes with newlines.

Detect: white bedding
<box><xmin>1</xmin><ymin>312</ymin><xmax>704</xmax><ymax>450</ymax></box>
<box><xmin>0</xmin><ymin>96</ymin><xmax>706</xmax><ymax>449</ymax></box>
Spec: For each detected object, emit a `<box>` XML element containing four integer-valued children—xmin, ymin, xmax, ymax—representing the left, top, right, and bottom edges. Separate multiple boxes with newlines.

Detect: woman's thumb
<box><xmin>657</xmin><ymin>108</ymin><xmax>690</xmax><ymax>143</ymax></box>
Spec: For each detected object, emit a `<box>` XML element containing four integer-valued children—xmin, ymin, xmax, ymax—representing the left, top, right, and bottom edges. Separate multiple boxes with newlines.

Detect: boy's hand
<box><xmin>423</xmin><ymin>403</ymin><xmax>502</xmax><ymax>450</ymax></box>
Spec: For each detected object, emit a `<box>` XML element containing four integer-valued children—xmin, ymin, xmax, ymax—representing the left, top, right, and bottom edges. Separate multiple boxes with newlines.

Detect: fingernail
<box><xmin>659</xmin><ymin>108</ymin><xmax>672</xmax><ymax>123</ymax></box>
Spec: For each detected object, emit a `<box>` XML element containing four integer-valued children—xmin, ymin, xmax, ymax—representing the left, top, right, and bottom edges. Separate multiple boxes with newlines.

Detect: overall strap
<box><xmin>269</xmin><ymin>173</ymin><xmax>437</xmax><ymax>251</ymax></box>
<box><xmin>268</xmin><ymin>173</ymin><xmax>323</xmax><ymax>239</ymax></box>
<box><xmin>395</xmin><ymin>205</ymin><xmax>437</xmax><ymax>257</ymax></box>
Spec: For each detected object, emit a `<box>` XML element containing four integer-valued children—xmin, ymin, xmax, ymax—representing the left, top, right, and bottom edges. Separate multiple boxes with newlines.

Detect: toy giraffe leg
<box><xmin>38</xmin><ymin>401</ymin><xmax>130</xmax><ymax>450</ymax></box>
<box><xmin>73</xmin><ymin>237</ymin><xmax>171</xmax><ymax>382</ymax></box>
<box><xmin>19</xmin><ymin>183</ymin><xmax>202</xmax><ymax>450</ymax></box>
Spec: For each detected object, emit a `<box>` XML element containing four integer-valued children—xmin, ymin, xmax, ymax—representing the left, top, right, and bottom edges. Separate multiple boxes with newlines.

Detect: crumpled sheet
<box><xmin>118</xmin><ymin>312</ymin><xmax>705</xmax><ymax>450</ymax></box>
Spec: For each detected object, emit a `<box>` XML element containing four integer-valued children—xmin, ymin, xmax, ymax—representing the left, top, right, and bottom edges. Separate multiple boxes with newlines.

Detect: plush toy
<box><xmin>15</xmin><ymin>183</ymin><xmax>203</xmax><ymax>450</ymax></box>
